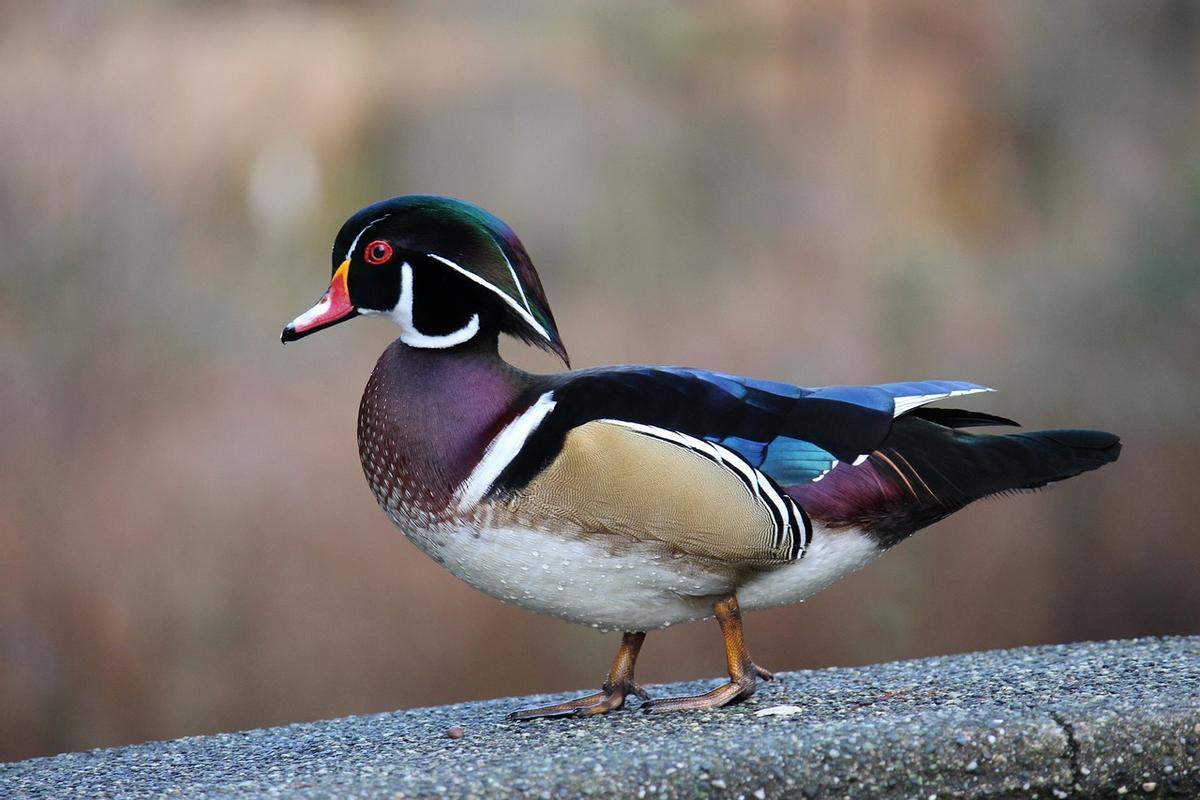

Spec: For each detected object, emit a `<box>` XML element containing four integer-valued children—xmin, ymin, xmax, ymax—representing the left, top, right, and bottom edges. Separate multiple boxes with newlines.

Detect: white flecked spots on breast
<box><xmin>353</xmin><ymin>343</ymin><xmax>887</xmax><ymax>631</ymax></box>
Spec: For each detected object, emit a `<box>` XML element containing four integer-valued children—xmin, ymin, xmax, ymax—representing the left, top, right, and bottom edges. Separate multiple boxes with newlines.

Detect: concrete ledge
<box><xmin>3</xmin><ymin>637</ymin><xmax>1198</xmax><ymax>799</ymax></box>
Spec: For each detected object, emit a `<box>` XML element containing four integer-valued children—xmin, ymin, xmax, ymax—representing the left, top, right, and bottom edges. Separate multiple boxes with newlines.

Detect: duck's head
<box><xmin>282</xmin><ymin>195</ymin><xmax>568</xmax><ymax>364</ymax></box>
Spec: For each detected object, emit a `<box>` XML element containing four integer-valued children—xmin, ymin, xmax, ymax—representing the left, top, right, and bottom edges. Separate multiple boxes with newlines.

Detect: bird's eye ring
<box><xmin>364</xmin><ymin>240</ymin><xmax>393</xmax><ymax>265</ymax></box>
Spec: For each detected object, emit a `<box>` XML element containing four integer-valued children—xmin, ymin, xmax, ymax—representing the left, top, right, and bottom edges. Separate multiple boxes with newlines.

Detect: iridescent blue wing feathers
<box><xmin>490</xmin><ymin>367</ymin><xmax>989</xmax><ymax>496</ymax></box>
<box><xmin>482</xmin><ymin>366</ymin><xmax>1119</xmax><ymax>553</ymax></box>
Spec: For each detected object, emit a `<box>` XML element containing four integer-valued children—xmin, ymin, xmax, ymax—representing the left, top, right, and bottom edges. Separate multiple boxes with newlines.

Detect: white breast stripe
<box><xmin>456</xmin><ymin>392</ymin><xmax>558</xmax><ymax>510</ymax></box>
<box><xmin>426</xmin><ymin>253</ymin><xmax>553</xmax><ymax>344</ymax></box>
<box><xmin>597</xmin><ymin>419</ymin><xmax>810</xmax><ymax>560</ymax></box>
<box><xmin>892</xmin><ymin>387</ymin><xmax>992</xmax><ymax>417</ymax></box>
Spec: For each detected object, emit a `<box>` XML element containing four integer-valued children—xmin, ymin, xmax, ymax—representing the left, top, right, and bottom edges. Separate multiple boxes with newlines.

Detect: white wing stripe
<box><xmin>598</xmin><ymin>419</ymin><xmax>809</xmax><ymax>560</ymax></box>
<box><xmin>753</xmin><ymin>470</ymin><xmax>791</xmax><ymax>547</ymax></box>
<box><xmin>892</xmin><ymin>387</ymin><xmax>992</xmax><ymax>417</ymax></box>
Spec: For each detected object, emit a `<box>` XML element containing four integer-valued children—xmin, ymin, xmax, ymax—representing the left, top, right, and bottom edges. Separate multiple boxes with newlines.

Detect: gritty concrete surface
<box><xmin>3</xmin><ymin>637</ymin><xmax>1198</xmax><ymax>799</ymax></box>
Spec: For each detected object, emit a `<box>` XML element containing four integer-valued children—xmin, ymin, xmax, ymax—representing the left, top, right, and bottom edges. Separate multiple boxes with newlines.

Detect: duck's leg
<box><xmin>641</xmin><ymin>595</ymin><xmax>762</xmax><ymax>713</ymax></box>
<box><xmin>508</xmin><ymin>631</ymin><xmax>650</xmax><ymax>720</ymax></box>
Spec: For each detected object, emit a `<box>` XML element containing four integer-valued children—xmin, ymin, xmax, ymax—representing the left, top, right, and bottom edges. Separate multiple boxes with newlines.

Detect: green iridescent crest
<box><xmin>333</xmin><ymin>195</ymin><xmax>567</xmax><ymax>363</ymax></box>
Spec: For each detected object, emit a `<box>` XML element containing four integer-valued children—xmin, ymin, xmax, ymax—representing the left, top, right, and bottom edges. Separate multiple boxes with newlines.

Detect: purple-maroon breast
<box><xmin>357</xmin><ymin>337</ymin><xmax>531</xmax><ymax>516</ymax></box>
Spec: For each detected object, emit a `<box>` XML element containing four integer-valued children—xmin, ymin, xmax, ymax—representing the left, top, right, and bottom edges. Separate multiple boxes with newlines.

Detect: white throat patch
<box><xmin>426</xmin><ymin>253</ymin><xmax>552</xmax><ymax>345</ymax></box>
<box><xmin>385</xmin><ymin>261</ymin><xmax>481</xmax><ymax>349</ymax></box>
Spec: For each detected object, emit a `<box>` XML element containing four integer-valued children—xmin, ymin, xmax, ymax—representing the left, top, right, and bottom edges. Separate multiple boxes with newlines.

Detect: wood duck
<box><xmin>281</xmin><ymin>195</ymin><xmax>1120</xmax><ymax>719</ymax></box>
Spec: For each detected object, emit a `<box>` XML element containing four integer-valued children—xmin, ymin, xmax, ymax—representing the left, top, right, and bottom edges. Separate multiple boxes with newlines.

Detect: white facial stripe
<box><xmin>456</xmin><ymin>392</ymin><xmax>558</xmax><ymax>509</ymax></box>
<box><xmin>498</xmin><ymin>248</ymin><xmax>532</xmax><ymax>316</ymax></box>
<box><xmin>345</xmin><ymin>215</ymin><xmax>391</xmax><ymax>261</ymax></box>
<box><xmin>392</xmin><ymin>262</ymin><xmax>480</xmax><ymax>349</ymax></box>
<box><xmin>425</xmin><ymin>253</ymin><xmax>552</xmax><ymax>343</ymax></box>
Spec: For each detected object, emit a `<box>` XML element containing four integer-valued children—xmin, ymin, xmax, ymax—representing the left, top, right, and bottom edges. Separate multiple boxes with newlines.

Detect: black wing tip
<box><xmin>909</xmin><ymin>407</ymin><xmax>1021</xmax><ymax>429</ymax></box>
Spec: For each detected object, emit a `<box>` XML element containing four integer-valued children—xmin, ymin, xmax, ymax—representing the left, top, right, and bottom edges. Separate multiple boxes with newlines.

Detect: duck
<box><xmin>281</xmin><ymin>195</ymin><xmax>1120</xmax><ymax>719</ymax></box>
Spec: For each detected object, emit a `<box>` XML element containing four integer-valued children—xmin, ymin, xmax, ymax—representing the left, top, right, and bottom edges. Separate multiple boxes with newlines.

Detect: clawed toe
<box><xmin>508</xmin><ymin>690</ymin><xmax>607</xmax><ymax>721</ymax></box>
<box><xmin>509</xmin><ymin>679</ymin><xmax>651</xmax><ymax>720</ymax></box>
<box><xmin>509</xmin><ymin>596</ymin><xmax>770</xmax><ymax>721</ymax></box>
<box><xmin>508</xmin><ymin>632</ymin><xmax>648</xmax><ymax>721</ymax></box>
<box><xmin>640</xmin><ymin>676</ymin><xmax>755</xmax><ymax>714</ymax></box>
<box><xmin>639</xmin><ymin>596</ymin><xmax>766</xmax><ymax>715</ymax></box>
<box><xmin>572</xmin><ymin>686</ymin><xmax>636</xmax><ymax>717</ymax></box>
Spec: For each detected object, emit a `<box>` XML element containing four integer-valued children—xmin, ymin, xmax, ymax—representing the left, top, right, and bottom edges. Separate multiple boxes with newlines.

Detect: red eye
<box><xmin>364</xmin><ymin>240</ymin><xmax>393</xmax><ymax>265</ymax></box>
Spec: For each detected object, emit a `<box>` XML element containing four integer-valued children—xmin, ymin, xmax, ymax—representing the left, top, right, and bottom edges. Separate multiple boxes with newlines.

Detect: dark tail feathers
<box><xmin>904</xmin><ymin>408</ymin><xmax>1120</xmax><ymax>491</ymax></box>
<box><xmin>872</xmin><ymin>419</ymin><xmax>1121</xmax><ymax>542</ymax></box>
<box><xmin>982</xmin><ymin>428</ymin><xmax>1122</xmax><ymax>495</ymax></box>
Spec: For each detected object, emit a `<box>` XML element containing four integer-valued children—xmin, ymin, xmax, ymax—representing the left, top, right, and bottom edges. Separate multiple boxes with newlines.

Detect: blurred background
<box><xmin>2</xmin><ymin>0</ymin><xmax>1198</xmax><ymax>762</ymax></box>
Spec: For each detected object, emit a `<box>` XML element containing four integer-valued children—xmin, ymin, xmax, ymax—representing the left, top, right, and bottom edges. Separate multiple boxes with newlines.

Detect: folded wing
<box><xmin>471</xmin><ymin>367</ymin><xmax>993</xmax><ymax>563</ymax></box>
<box><xmin>507</xmin><ymin>419</ymin><xmax>807</xmax><ymax>563</ymax></box>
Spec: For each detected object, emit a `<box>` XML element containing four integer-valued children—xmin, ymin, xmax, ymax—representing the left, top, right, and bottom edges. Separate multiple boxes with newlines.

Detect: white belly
<box><xmin>394</xmin><ymin>515</ymin><xmax>881</xmax><ymax>631</ymax></box>
<box><xmin>737</xmin><ymin>527</ymin><xmax>881</xmax><ymax>610</ymax></box>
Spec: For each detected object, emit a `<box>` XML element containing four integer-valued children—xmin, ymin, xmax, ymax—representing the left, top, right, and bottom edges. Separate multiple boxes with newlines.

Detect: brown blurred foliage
<box><xmin>1</xmin><ymin>1</ymin><xmax>1198</xmax><ymax>762</ymax></box>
